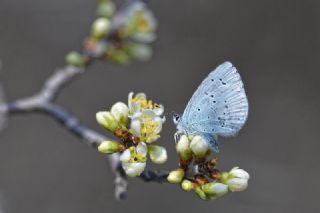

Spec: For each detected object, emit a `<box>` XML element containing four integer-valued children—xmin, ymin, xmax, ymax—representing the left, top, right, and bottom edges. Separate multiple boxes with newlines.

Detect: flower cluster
<box><xmin>167</xmin><ymin>135</ymin><xmax>250</xmax><ymax>200</ymax></box>
<box><xmin>96</xmin><ymin>92</ymin><xmax>167</xmax><ymax>177</ymax></box>
<box><xmin>66</xmin><ymin>0</ymin><xmax>156</xmax><ymax>67</ymax></box>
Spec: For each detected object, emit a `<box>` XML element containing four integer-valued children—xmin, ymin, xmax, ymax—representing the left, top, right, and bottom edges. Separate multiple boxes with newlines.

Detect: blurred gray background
<box><xmin>0</xmin><ymin>0</ymin><xmax>319</xmax><ymax>212</ymax></box>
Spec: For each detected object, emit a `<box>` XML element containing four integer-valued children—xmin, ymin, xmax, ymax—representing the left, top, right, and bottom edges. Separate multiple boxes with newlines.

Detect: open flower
<box><xmin>120</xmin><ymin>142</ymin><xmax>147</xmax><ymax>177</ymax></box>
<box><xmin>128</xmin><ymin>92</ymin><xmax>164</xmax><ymax>117</ymax></box>
<box><xmin>96</xmin><ymin>92</ymin><xmax>168</xmax><ymax>177</ymax></box>
<box><xmin>128</xmin><ymin>92</ymin><xmax>165</xmax><ymax>143</ymax></box>
<box><xmin>121</xmin><ymin>2</ymin><xmax>157</xmax><ymax>43</ymax></box>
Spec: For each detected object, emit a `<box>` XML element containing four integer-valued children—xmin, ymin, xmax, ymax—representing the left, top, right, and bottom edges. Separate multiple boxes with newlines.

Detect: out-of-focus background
<box><xmin>0</xmin><ymin>0</ymin><xmax>319</xmax><ymax>212</ymax></box>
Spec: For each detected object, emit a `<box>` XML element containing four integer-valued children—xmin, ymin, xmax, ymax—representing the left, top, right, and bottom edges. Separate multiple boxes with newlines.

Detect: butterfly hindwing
<box><xmin>201</xmin><ymin>133</ymin><xmax>220</xmax><ymax>153</ymax></box>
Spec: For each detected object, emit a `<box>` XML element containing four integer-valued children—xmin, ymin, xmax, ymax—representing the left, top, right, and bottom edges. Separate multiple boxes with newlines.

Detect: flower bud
<box><xmin>194</xmin><ymin>186</ymin><xmax>210</xmax><ymax>200</ymax></box>
<box><xmin>96</xmin><ymin>111</ymin><xmax>119</xmax><ymax>132</ymax></box>
<box><xmin>96</xmin><ymin>1</ymin><xmax>116</xmax><ymax>18</ymax></box>
<box><xmin>224</xmin><ymin>167</ymin><xmax>250</xmax><ymax>192</ymax></box>
<box><xmin>108</xmin><ymin>49</ymin><xmax>130</xmax><ymax>64</ymax></box>
<box><xmin>130</xmin><ymin>118</ymin><xmax>141</xmax><ymax>136</ymax></box>
<box><xmin>98</xmin><ymin>140</ymin><xmax>121</xmax><ymax>154</ymax></box>
<box><xmin>227</xmin><ymin>178</ymin><xmax>248</xmax><ymax>192</ymax></box>
<box><xmin>229</xmin><ymin>167</ymin><xmax>250</xmax><ymax>179</ymax></box>
<box><xmin>111</xmin><ymin>102</ymin><xmax>129</xmax><ymax>125</ymax></box>
<box><xmin>176</xmin><ymin>135</ymin><xmax>192</xmax><ymax>160</ymax></box>
<box><xmin>202</xmin><ymin>182</ymin><xmax>228</xmax><ymax>197</ymax></box>
<box><xmin>66</xmin><ymin>51</ymin><xmax>85</xmax><ymax>67</ymax></box>
<box><xmin>190</xmin><ymin>135</ymin><xmax>209</xmax><ymax>158</ymax></box>
<box><xmin>148</xmin><ymin>145</ymin><xmax>167</xmax><ymax>164</ymax></box>
<box><xmin>167</xmin><ymin>169</ymin><xmax>185</xmax><ymax>184</ymax></box>
<box><xmin>181</xmin><ymin>179</ymin><xmax>193</xmax><ymax>191</ymax></box>
<box><xmin>91</xmin><ymin>18</ymin><xmax>111</xmax><ymax>39</ymax></box>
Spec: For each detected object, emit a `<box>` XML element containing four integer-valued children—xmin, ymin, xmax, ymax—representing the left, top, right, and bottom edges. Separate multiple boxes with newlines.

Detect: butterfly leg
<box><xmin>174</xmin><ymin>132</ymin><xmax>181</xmax><ymax>144</ymax></box>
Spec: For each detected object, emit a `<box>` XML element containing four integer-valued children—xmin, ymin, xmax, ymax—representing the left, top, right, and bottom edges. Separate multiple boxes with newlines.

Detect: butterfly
<box><xmin>173</xmin><ymin>61</ymin><xmax>249</xmax><ymax>153</ymax></box>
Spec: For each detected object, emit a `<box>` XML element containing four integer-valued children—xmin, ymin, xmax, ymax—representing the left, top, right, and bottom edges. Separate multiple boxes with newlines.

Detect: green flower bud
<box><xmin>96</xmin><ymin>1</ymin><xmax>116</xmax><ymax>18</ymax></box>
<box><xmin>108</xmin><ymin>49</ymin><xmax>130</xmax><ymax>64</ymax></box>
<box><xmin>167</xmin><ymin>169</ymin><xmax>185</xmax><ymax>184</ymax></box>
<box><xmin>110</xmin><ymin>102</ymin><xmax>129</xmax><ymax>126</ymax></box>
<box><xmin>221</xmin><ymin>172</ymin><xmax>229</xmax><ymax>183</ymax></box>
<box><xmin>96</xmin><ymin>111</ymin><xmax>119</xmax><ymax>132</ymax></box>
<box><xmin>202</xmin><ymin>182</ymin><xmax>228</xmax><ymax>197</ymax></box>
<box><xmin>194</xmin><ymin>186</ymin><xmax>210</xmax><ymax>200</ymax></box>
<box><xmin>66</xmin><ymin>51</ymin><xmax>85</xmax><ymax>67</ymax></box>
<box><xmin>91</xmin><ymin>18</ymin><xmax>111</xmax><ymax>39</ymax></box>
<box><xmin>176</xmin><ymin>135</ymin><xmax>192</xmax><ymax>160</ymax></box>
<box><xmin>181</xmin><ymin>179</ymin><xmax>193</xmax><ymax>191</ymax></box>
<box><xmin>190</xmin><ymin>135</ymin><xmax>209</xmax><ymax>158</ymax></box>
<box><xmin>98</xmin><ymin>140</ymin><xmax>121</xmax><ymax>154</ymax></box>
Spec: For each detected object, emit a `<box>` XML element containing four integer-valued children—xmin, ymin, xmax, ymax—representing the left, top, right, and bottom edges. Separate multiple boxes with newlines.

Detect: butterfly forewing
<box><xmin>181</xmin><ymin>61</ymin><xmax>249</xmax><ymax>137</ymax></box>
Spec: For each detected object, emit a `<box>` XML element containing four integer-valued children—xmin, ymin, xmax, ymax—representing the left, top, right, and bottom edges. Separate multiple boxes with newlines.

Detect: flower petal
<box><xmin>135</xmin><ymin>93</ymin><xmax>147</xmax><ymax>100</ymax></box>
<box><xmin>143</xmin><ymin>109</ymin><xmax>157</xmax><ymax>118</ymax></box>
<box><xmin>148</xmin><ymin>145</ymin><xmax>167</xmax><ymax>164</ymax></box>
<box><xmin>136</xmin><ymin>142</ymin><xmax>147</xmax><ymax>156</ymax></box>
<box><xmin>130</xmin><ymin>118</ymin><xmax>141</xmax><ymax>136</ymax></box>
<box><xmin>122</xmin><ymin>162</ymin><xmax>146</xmax><ymax>177</ymax></box>
<box><xmin>120</xmin><ymin>149</ymin><xmax>131</xmax><ymax>162</ymax></box>
<box><xmin>227</xmin><ymin>178</ymin><xmax>248</xmax><ymax>192</ymax></box>
<box><xmin>190</xmin><ymin>135</ymin><xmax>209</xmax><ymax>158</ymax></box>
<box><xmin>230</xmin><ymin>167</ymin><xmax>250</xmax><ymax>180</ymax></box>
<box><xmin>128</xmin><ymin>92</ymin><xmax>134</xmax><ymax>109</ymax></box>
<box><xmin>154</xmin><ymin>104</ymin><xmax>164</xmax><ymax>116</ymax></box>
<box><xmin>153</xmin><ymin>116</ymin><xmax>164</xmax><ymax>134</ymax></box>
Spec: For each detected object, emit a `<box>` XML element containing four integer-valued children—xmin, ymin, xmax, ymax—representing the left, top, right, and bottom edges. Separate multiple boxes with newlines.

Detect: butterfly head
<box><xmin>172</xmin><ymin>112</ymin><xmax>181</xmax><ymax>125</ymax></box>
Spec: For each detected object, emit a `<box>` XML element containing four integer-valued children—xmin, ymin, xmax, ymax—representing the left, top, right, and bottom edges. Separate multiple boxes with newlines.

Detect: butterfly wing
<box><xmin>201</xmin><ymin>133</ymin><xmax>220</xmax><ymax>153</ymax></box>
<box><xmin>181</xmin><ymin>61</ymin><xmax>249</xmax><ymax>139</ymax></box>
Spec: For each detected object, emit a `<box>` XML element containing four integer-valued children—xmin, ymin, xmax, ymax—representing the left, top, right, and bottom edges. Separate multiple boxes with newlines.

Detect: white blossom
<box><xmin>122</xmin><ymin>2</ymin><xmax>157</xmax><ymax>43</ymax></box>
<box><xmin>119</xmin><ymin>142</ymin><xmax>148</xmax><ymax>177</ymax></box>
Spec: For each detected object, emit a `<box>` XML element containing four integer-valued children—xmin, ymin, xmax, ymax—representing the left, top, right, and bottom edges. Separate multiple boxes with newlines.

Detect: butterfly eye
<box><xmin>172</xmin><ymin>113</ymin><xmax>180</xmax><ymax>125</ymax></box>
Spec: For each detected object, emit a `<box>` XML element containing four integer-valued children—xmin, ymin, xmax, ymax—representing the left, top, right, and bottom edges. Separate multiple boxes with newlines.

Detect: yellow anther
<box><xmin>129</xmin><ymin>146</ymin><xmax>135</xmax><ymax>155</ymax></box>
<box><xmin>136</xmin><ymin>154</ymin><xmax>146</xmax><ymax>162</ymax></box>
<box><xmin>134</xmin><ymin>11</ymin><xmax>150</xmax><ymax>33</ymax></box>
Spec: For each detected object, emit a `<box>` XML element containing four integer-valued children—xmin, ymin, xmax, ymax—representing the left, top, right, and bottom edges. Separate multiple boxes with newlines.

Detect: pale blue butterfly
<box><xmin>173</xmin><ymin>61</ymin><xmax>249</xmax><ymax>152</ymax></box>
